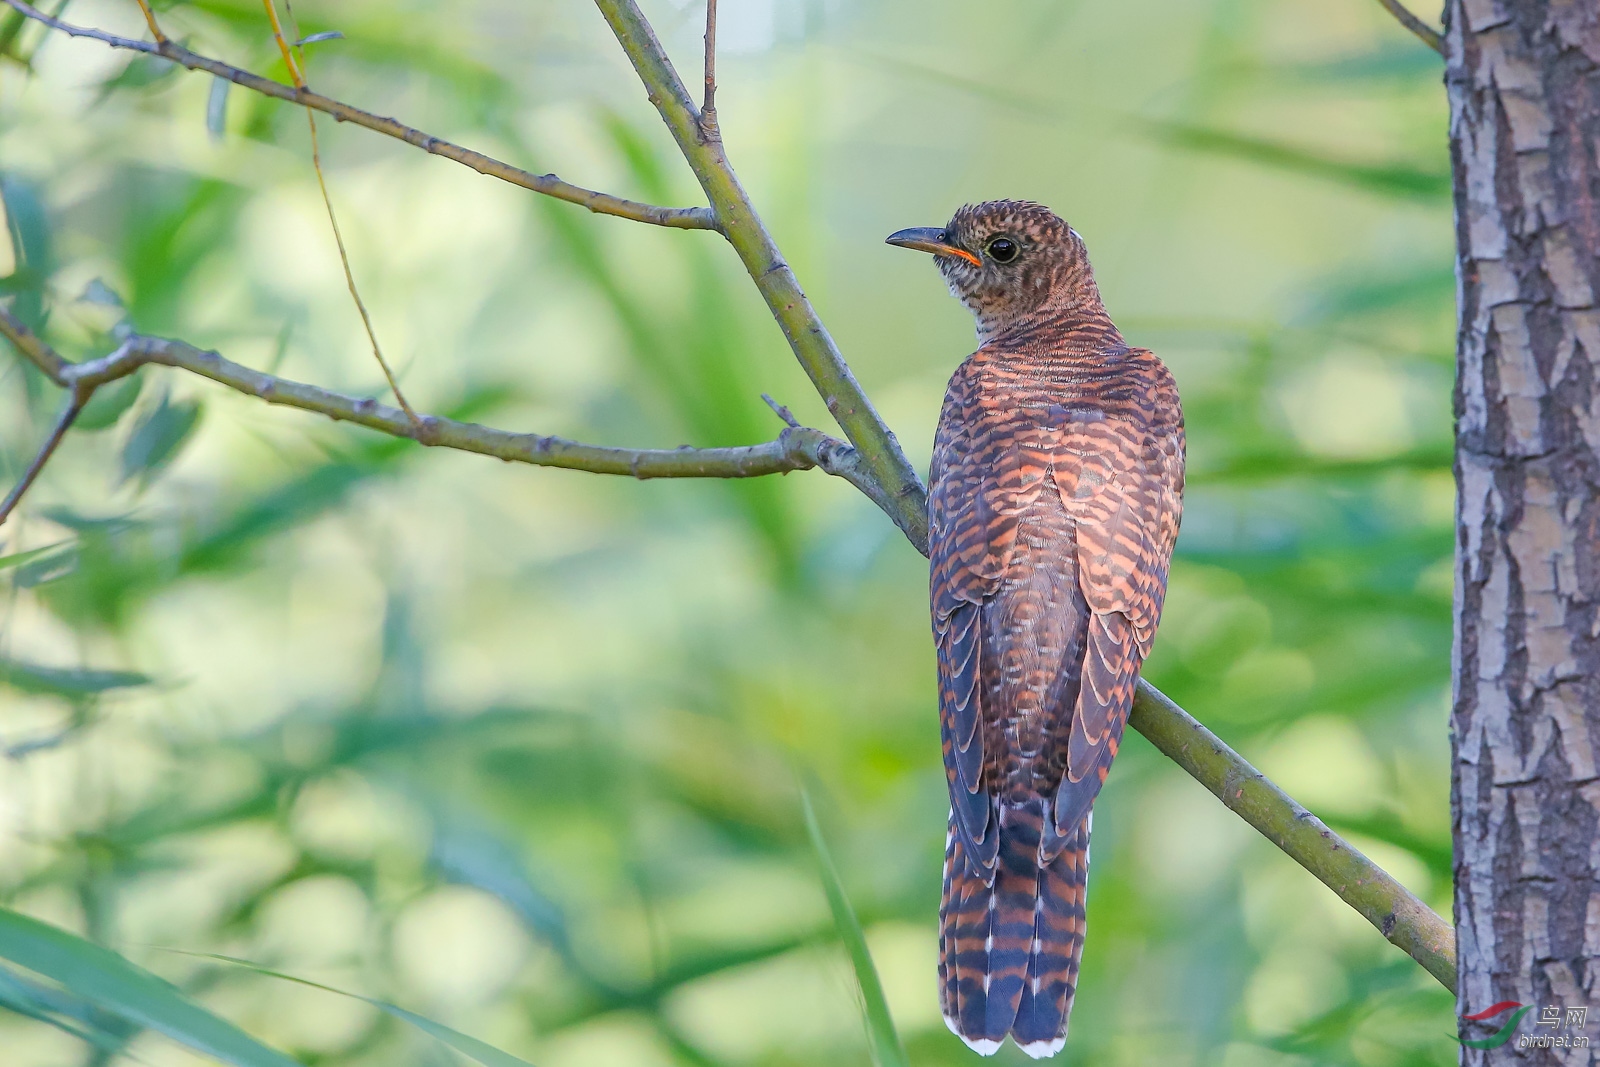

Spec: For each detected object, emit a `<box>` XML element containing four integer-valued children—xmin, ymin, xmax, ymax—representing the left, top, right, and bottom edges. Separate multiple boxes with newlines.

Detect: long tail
<box><xmin>939</xmin><ymin>803</ymin><xmax>1090</xmax><ymax>1059</ymax></box>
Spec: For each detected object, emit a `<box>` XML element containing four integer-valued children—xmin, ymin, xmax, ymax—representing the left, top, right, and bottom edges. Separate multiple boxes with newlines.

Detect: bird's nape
<box><xmin>887</xmin><ymin>200</ymin><xmax>1097</xmax><ymax>344</ymax></box>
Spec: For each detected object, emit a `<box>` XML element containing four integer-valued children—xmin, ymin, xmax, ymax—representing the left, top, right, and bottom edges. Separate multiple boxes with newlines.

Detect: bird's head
<box><xmin>886</xmin><ymin>200</ymin><xmax>1099</xmax><ymax>344</ymax></box>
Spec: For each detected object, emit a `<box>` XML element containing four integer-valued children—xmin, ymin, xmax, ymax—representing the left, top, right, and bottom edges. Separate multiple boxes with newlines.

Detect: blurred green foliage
<box><xmin>0</xmin><ymin>0</ymin><xmax>1456</xmax><ymax>1064</ymax></box>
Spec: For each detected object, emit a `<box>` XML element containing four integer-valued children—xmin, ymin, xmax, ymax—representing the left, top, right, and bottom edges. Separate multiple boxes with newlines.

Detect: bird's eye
<box><xmin>986</xmin><ymin>237</ymin><xmax>1019</xmax><ymax>263</ymax></box>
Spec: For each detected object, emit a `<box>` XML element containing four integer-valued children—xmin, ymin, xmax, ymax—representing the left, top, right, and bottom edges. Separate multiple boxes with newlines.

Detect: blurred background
<box><xmin>0</xmin><ymin>0</ymin><xmax>1457</xmax><ymax>1063</ymax></box>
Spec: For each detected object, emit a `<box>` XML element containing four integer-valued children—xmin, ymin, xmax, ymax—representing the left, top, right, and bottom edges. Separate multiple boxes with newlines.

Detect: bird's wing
<box><xmin>1046</xmin><ymin>356</ymin><xmax>1184</xmax><ymax>844</ymax></box>
<box><xmin>930</xmin><ymin>365</ymin><xmax>1053</xmax><ymax>881</ymax></box>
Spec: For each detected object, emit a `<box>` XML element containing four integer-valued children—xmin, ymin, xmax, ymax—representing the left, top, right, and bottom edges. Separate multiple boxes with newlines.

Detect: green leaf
<box><xmin>77</xmin><ymin>373</ymin><xmax>145</xmax><ymax>432</ymax></box>
<box><xmin>1143</xmin><ymin>119</ymin><xmax>1451</xmax><ymax>200</ymax></box>
<box><xmin>206</xmin><ymin>75</ymin><xmax>230</xmax><ymax>141</ymax></box>
<box><xmin>0</xmin><ymin>9</ymin><xmax>27</xmax><ymax>63</ymax></box>
<box><xmin>0</xmin><ymin>540</ymin><xmax>72</xmax><ymax>572</ymax></box>
<box><xmin>799</xmin><ymin>785</ymin><xmax>908</xmax><ymax>1067</ymax></box>
<box><xmin>0</xmin><ymin>174</ymin><xmax>49</xmax><ymax>279</ymax></box>
<box><xmin>0</xmin><ymin>907</ymin><xmax>302</xmax><ymax>1067</ymax></box>
<box><xmin>181</xmin><ymin>954</ymin><xmax>536</xmax><ymax>1067</ymax></box>
<box><xmin>0</xmin><ymin>962</ymin><xmax>136</xmax><ymax>1053</ymax></box>
<box><xmin>427</xmin><ymin>807</ymin><xmax>574</xmax><ymax>959</ymax></box>
<box><xmin>97</xmin><ymin>52</ymin><xmax>179</xmax><ymax>98</ymax></box>
<box><xmin>118</xmin><ymin>394</ymin><xmax>202</xmax><ymax>486</ymax></box>
<box><xmin>11</xmin><ymin>543</ymin><xmax>79</xmax><ymax>587</ymax></box>
<box><xmin>0</xmin><ymin>658</ymin><xmax>152</xmax><ymax>697</ymax></box>
<box><xmin>0</xmin><ymin>174</ymin><xmax>52</xmax><ymax>330</ymax></box>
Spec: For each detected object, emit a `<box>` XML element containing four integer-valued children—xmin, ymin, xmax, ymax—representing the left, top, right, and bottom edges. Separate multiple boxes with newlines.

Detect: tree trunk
<box><xmin>1447</xmin><ymin>0</ymin><xmax>1600</xmax><ymax>1061</ymax></box>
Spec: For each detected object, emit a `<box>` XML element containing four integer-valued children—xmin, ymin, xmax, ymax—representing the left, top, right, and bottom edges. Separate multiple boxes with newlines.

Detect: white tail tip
<box><xmin>1017</xmin><ymin>1036</ymin><xmax>1067</xmax><ymax>1059</ymax></box>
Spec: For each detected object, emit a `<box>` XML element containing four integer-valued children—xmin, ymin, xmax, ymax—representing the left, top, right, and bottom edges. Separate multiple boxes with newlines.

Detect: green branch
<box><xmin>1131</xmin><ymin>682</ymin><xmax>1456</xmax><ymax>992</ymax></box>
<box><xmin>593</xmin><ymin>0</ymin><xmax>931</xmax><ymax>553</ymax></box>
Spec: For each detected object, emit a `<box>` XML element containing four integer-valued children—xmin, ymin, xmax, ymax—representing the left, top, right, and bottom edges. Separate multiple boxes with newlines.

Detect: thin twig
<box><xmin>303</xmin><ymin>109</ymin><xmax>417</xmax><ymax>421</ymax></box>
<box><xmin>257</xmin><ymin>0</ymin><xmax>418</xmax><ymax>422</ymax></box>
<box><xmin>1374</xmin><ymin>0</ymin><xmax>1444</xmax><ymax>55</ymax></box>
<box><xmin>0</xmin><ymin>389</ymin><xmax>86</xmax><ymax>529</ymax></box>
<box><xmin>700</xmin><ymin>0</ymin><xmax>717</xmax><ymax>137</ymax></box>
<box><xmin>0</xmin><ymin>308</ymin><xmax>873</xmax><ymax>487</ymax></box>
<box><xmin>259</xmin><ymin>0</ymin><xmax>303</xmax><ymax>87</ymax></box>
<box><xmin>0</xmin><ymin>0</ymin><xmax>719</xmax><ymax>231</ymax></box>
<box><xmin>131</xmin><ymin>0</ymin><xmax>165</xmax><ymax>44</ymax></box>
<box><xmin>761</xmin><ymin>393</ymin><xmax>800</xmax><ymax>428</ymax></box>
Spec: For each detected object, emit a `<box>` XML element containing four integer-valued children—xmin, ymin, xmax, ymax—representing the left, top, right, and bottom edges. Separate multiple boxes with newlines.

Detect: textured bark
<box><xmin>1447</xmin><ymin>1</ymin><xmax>1600</xmax><ymax>1062</ymax></box>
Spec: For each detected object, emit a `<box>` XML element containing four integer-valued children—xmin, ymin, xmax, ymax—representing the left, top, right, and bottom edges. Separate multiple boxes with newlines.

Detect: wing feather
<box><xmin>931</xmin><ymin>366</ymin><xmax>1049</xmax><ymax>881</ymax></box>
<box><xmin>1045</xmin><ymin>352</ymin><xmax>1185</xmax><ymax>847</ymax></box>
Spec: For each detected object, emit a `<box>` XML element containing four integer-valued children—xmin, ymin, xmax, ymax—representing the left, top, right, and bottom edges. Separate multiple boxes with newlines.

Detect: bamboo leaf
<box><xmin>118</xmin><ymin>394</ymin><xmax>203</xmax><ymax>486</ymax></box>
<box><xmin>0</xmin><ymin>658</ymin><xmax>151</xmax><ymax>696</ymax></box>
<box><xmin>0</xmin><ymin>963</ymin><xmax>135</xmax><ymax>1053</ymax></box>
<box><xmin>0</xmin><ymin>907</ymin><xmax>302</xmax><ymax>1067</ymax></box>
<box><xmin>1143</xmin><ymin>119</ymin><xmax>1450</xmax><ymax>200</ymax></box>
<box><xmin>11</xmin><ymin>543</ymin><xmax>78</xmax><ymax>587</ymax></box>
<box><xmin>0</xmin><ymin>540</ymin><xmax>71</xmax><ymax>572</ymax></box>
<box><xmin>77</xmin><ymin>373</ymin><xmax>145</xmax><ymax>432</ymax></box>
<box><xmin>184</xmin><ymin>954</ymin><xmax>537</xmax><ymax>1067</ymax></box>
<box><xmin>206</xmin><ymin>75</ymin><xmax>231</xmax><ymax>141</ymax></box>
<box><xmin>799</xmin><ymin>785</ymin><xmax>908</xmax><ymax>1067</ymax></box>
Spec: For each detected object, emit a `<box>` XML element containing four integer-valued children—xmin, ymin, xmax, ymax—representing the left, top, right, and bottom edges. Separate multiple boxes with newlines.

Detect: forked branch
<box><xmin>0</xmin><ymin>308</ymin><xmax>876</xmax><ymax>508</ymax></box>
<box><xmin>0</xmin><ymin>0</ymin><xmax>718</xmax><ymax>231</ymax></box>
<box><xmin>594</xmin><ymin>0</ymin><xmax>931</xmax><ymax>552</ymax></box>
<box><xmin>0</xmin><ymin>390</ymin><xmax>85</xmax><ymax>527</ymax></box>
<box><xmin>131</xmin><ymin>0</ymin><xmax>165</xmax><ymax>44</ymax></box>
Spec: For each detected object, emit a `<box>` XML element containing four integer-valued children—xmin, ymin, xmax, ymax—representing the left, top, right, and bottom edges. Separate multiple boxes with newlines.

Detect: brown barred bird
<box><xmin>887</xmin><ymin>201</ymin><xmax>1184</xmax><ymax>1058</ymax></box>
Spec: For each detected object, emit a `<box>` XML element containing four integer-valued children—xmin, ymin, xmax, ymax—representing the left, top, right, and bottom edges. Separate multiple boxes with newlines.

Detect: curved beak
<box><xmin>885</xmin><ymin>226</ymin><xmax>982</xmax><ymax>267</ymax></box>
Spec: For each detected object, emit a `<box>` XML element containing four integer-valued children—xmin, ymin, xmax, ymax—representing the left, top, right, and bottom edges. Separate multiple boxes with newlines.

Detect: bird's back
<box><xmin>930</xmin><ymin>334</ymin><xmax>1183</xmax><ymax>1057</ymax></box>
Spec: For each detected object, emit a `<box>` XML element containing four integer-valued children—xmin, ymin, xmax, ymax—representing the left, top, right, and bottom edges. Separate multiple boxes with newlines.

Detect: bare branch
<box><xmin>131</xmin><ymin>0</ymin><xmax>166</xmax><ymax>45</ymax></box>
<box><xmin>1130</xmin><ymin>681</ymin><xmax>1456</xmax><ymax>992</ymax></box>
<box><xmin>0</xmin><ymin>309</ymin><xmax>882</xmax><ymax>493</ymax></box>
<box><xmin>0</xmin><ymin>314</ymin><xmax>69</xmax><ymax>381</ymax></box>
<box><xmin>593</xmin><ymin>0</ymin><xmax>930</xmax><ymax>553</ymax></box>
<box><xmin>700</xmin><ymin>0</ymin><xmax>717</xmax><ymax>136</ymax></box>
<box><xmin>1374</xmin><ymin>0</ymin><xmax>1444</xmax><ymax>55</ymax></box>
<box><xmin>1</xmin><ymin>0</ymin><xmax>720</xmax><ymax>231</ymax></box>
<box><xmin>0</xmin><ymin>389</ymin><xmax>86</xmax><ymax>529</ymax></box>
<box><xmin>761</xmin><ymin>393</ymin><xmax>800</xmax><ymax>429</ymax></box>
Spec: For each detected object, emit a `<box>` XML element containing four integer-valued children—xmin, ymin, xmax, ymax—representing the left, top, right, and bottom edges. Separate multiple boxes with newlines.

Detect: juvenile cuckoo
<box><xmin>888</xmin><ymin>201</ymin><xmax>1184</xmax><ymax>1058</ymax></box>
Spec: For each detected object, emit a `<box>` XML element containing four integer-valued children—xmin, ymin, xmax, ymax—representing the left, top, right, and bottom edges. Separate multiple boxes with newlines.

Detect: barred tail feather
<box><xmin>940</xmin><ymin>807</ymin><xmax>1091</xmax><ymax>1059</ymax></box>
<box><xmin>1013</xmin><ymin>813</ymin><xmax>1090</xmax><ymax>1058</ymax></box>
